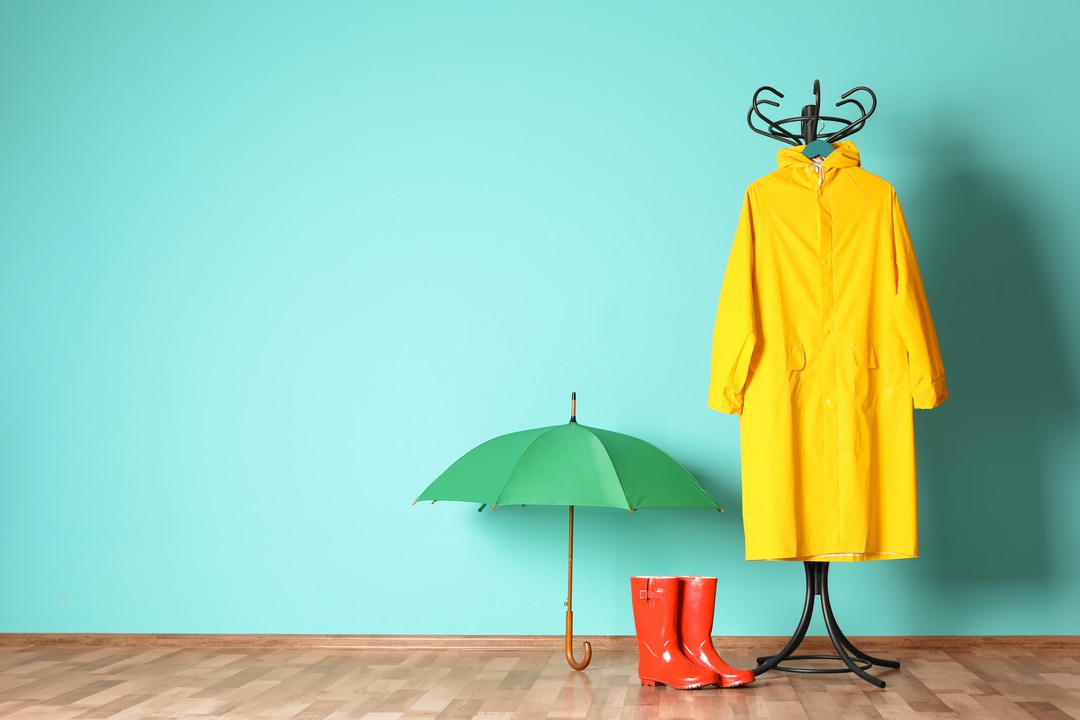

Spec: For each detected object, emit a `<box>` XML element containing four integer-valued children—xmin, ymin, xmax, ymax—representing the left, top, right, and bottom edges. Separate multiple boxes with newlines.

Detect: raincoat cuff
<box><xmin>913</xmin><ymin>376</ymin><xmax>948</xmax><ymax>410</ymax></box>
<box><xmin>708</xmin><ymin>392</ymin><xmax>744</xmax><ymax>415</ymax></box>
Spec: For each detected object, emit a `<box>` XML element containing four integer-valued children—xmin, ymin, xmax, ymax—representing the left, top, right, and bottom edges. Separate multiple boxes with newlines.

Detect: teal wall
<box><xmin>2</xmin><ymin>1</ymin><xmax>1078</xmax><ymax>637</ymax></box>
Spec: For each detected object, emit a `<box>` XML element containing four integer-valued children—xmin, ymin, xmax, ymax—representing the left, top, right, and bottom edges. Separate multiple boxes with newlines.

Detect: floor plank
<box><xmin>0</xmin><ymin>643</ymin><xmax>1077</xmax><ymax>719</ymax></box>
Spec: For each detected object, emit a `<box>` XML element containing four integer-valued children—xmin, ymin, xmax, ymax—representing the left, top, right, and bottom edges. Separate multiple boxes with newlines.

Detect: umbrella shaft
<box><xmin>567</xmin><ymin>505</ymin><xmax>575</xmax><ymax>612</ymax></box>
<box><xmin>564</xmin><ymin>504</ymin><xmax>593</xmax><ymax>671</ymax></box>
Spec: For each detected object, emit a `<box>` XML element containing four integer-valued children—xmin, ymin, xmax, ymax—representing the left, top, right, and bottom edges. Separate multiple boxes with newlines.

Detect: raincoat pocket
<box><xmin>786</xmin><ymin>344</ymin><xmax>806</xmax><ymax>370</ymax></box>
<box><xmin>857</xmin><ymin>347</ymin><xmax>901</xmax><ymax>406</ymax></box>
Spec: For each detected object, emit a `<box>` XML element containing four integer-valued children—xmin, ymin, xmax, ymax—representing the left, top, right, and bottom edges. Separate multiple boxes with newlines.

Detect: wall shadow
<box><xmin>906</xmin><ymin>130</ymin><xmax>1078</xmax><ymax>586</ymax></box>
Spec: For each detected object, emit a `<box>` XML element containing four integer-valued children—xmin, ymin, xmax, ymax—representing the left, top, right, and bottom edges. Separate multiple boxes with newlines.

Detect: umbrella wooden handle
<box><xmin>564</xmin><ymin>504</ymin><xmax>591</xmax><ymax>671</ymax></box>
<box><xmin>565</xmin><ymin>611</ymin><xmax>592</xmax><ymax>671</ymax></box>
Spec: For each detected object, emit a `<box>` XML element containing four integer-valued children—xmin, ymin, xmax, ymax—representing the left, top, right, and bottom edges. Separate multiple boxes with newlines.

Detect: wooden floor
<box><xmin>1</xmin><ymin>642</ymin><xmax>1078</xmax><ymax>719</ymax></box>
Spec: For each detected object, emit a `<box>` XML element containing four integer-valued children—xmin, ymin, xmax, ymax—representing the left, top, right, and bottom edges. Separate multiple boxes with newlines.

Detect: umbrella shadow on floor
<box><xmin>904</xmin><ymin>128</ymin><xmax>1078</xmax><ymax>588</ymax></box>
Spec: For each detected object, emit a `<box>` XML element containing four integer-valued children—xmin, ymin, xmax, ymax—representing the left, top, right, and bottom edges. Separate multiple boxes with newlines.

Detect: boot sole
<box><xmin>718</xmin><ymin>678</ymin><xmax>754</xmax><ymax>688</ymax></box>
<box><xmin>639</xmin><ymin>678</ymin><xmax>711</xmax><ymax>690</ymax></box>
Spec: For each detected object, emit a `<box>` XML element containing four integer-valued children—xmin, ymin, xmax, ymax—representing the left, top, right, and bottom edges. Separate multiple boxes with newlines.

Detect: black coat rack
<box><xmin>744</xmin><ymin>80</ymin><xmax>897</xmax><ymax>689</ymax></box>
<box><xmin>747</xmin><ymin>79</ymin><xmax>876</xmax><ymax>156</ymax></box>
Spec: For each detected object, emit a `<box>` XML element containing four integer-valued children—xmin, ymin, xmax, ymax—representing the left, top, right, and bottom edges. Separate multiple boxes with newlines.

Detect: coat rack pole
<box><xmin>744</xmin><ymin>79</ymin><xmax>892</xmax><ymax>688</ymax></box>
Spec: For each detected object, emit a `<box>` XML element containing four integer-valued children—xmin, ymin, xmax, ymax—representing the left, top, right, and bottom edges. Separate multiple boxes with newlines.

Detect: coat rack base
<box><xmin>753</xmin><ymin>561</ymin><xmax>899</xmax><ymax>689</ymax></box>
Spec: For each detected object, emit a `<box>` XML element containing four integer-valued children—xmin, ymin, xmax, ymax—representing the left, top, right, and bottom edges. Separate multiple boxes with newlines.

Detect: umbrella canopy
<box><xmin>415</xmin><ymin>394</ymin><xmax>724</xmax><ymax>671</ymax></box>
<box><xmin>416</xmin><ymin>421</ymin><xmax>721</xmax><ymax>512</ymax></box>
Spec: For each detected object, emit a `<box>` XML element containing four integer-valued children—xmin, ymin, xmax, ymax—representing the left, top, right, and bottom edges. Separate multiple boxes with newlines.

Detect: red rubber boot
<box><xmin>630</xmin><ymin>576</ymin><xmax>719</xmax><ymax>689</ymax></box>
<box><xmin>678</xmin><ymin>576</ymin><xmax>756</xmax><ymax>688</ymax></box>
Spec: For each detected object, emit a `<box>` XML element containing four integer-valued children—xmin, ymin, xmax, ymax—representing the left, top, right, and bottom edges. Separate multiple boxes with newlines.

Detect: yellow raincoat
<box><xmin>709</xmin><ymin>141</ymin><xmax>947</xmax><ymax>562</ymax></box>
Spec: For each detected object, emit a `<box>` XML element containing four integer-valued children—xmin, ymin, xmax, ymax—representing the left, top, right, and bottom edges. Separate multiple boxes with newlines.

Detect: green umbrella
<box><xmin>414</xmin><ymin>393</ymin><xmax>723</xmax><ymax>671</ymax></box>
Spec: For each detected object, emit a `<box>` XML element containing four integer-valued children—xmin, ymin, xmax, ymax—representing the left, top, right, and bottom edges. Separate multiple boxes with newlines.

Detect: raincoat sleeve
<box><xmin>891</xmin><ymin>191</ymin><xmax>948</xmax><ymax>409</ymax></box>
<box><xmin>708</xmin><ymin>190</ymin><xmax>758</xmax><ymax>415</ymax></box>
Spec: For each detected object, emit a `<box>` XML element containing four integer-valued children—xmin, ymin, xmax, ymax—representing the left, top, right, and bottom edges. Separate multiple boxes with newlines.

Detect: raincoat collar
<box><xmin>777</xmin><ymin>140</ymin><xmax>861</xmax><ymax>189</ymax></box>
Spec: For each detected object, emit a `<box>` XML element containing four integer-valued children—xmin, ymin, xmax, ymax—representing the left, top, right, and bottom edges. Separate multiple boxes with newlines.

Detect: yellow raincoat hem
<box><xmin>754</xmin><ymin>551</ymin><xmax>918</xmax><ymax>562</ymax></box>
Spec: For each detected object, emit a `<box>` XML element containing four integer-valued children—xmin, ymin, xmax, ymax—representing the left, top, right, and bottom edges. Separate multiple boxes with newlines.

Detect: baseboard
<box><xmin>0</xmin><ymin>634</ymin><xmax>1076</xmax><ymax>650</ymax></box>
